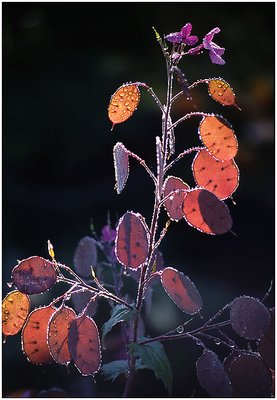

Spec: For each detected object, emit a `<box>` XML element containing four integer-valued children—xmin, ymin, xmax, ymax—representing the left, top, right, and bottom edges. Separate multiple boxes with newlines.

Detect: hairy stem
<box><xmin>123</xmin><ymin>55</ymin><xmax>174</xmax><ymax>398</ymax></box>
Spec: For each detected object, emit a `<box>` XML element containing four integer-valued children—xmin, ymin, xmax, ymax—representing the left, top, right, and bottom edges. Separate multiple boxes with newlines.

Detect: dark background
<box><xmin>3</xmin><ymin>2</ymin><xmax>275</xmax><ymax>397</ymax></box>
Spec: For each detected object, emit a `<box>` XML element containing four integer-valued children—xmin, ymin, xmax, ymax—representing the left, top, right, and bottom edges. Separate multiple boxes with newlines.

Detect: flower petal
<box><xmin>208</xmin><ymin>49</ymin><xmax>225</xmax><ymax>65</ymax></box>
<box><xmin>165</xmin><ymin>31</ymin><xmax>183</xmax><ymax>43</ymax></box>
<box><xmin>186</xmin><ymin>35</ymin><xmax>198</xmax><ymax>46</ymax></box>
<box><xmin>210</xmin><ymin>42</ymin><xmax>225</xmax><ymax>56</ymax></box>
<box><xmin>204</xmin><ymin>27</ymin><xmax>221</xmax><ymax>43</ymax></box>
<box><xmin>186</xmin><ymin>44</ymin><xmax>204</xmax><ymax>55</ymax></box>
<box><xmin>181</xmin><ymin>23</ymin><xmax>192</xmax><ymax>38</ymax></box>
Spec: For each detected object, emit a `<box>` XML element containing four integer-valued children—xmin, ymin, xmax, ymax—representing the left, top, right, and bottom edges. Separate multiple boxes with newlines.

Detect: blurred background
<box><xmin>3</xmin><ymin>2</ymin><xmax>274</xmax><ymax>397</ymax></box>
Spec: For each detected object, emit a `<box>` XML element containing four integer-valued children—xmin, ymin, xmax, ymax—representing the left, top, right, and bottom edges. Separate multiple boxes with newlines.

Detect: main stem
<box><xmin>123</xmin><ymin>56</ymin><xmax>174</xmax><ymax>398</ymax></box>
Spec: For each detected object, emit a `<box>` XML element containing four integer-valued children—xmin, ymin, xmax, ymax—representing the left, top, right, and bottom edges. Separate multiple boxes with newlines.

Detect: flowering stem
<box><xmin>123</xmin><ymin>50</ymin><xmax>175</xmax><ymax>398</ymax></box>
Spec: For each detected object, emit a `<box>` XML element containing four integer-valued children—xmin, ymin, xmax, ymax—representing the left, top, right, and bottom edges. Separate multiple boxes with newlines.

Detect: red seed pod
<box><xmin>192</xmin><ymin>149</ymin><xmax>239</xmax><ymax>200</ymax></box>
<box><xmin>207</xmin><ymin>78</ymin><xmax>240</xmax><ymax>109</ymax></box>
<box><xmin>48</xmin><ymin>305</ymin><xmax>76</xmax><ymax>365</ymax></box>
<box><xmin>108</xmin><ymin>83</ymin><xmax>140</xmax><ymax>128</ymax></box>
<box><xmin>183</xmin><ymin>188</ymin><xmax>232</xmax><ymax>235</ymax></box>
<box><xmin>22</xmin><ymin>305</ymin><xmax>56</xmax><ymax>364</ymax></box>
<box><xmin>162</xmin><ymin>176</ymin><xmax>189</xmax><ymax>221</ymax></box>
<box><xmin>68</xmin><ymin>314</ymin><xmax>102</xmax><ymax>376</ymax></box>
<box><xmin>161</xmin><ymin>267</ymin><xmax>202</xmax><ymax>314</ymax></box>
<box><xmin>12</xmin><ymin>256</ymin><xmax>57</xmax><ymax>295</ymax></box>
<box><xmin>2</xmin><ymin>290</ymin><xmax>30</xmax><ymax>336</ymax></box>
<box><xmin>199</xmin><ymin>115</ymin><xmax>238</xmax><ymax>161</ymax></box>
<box><xmin>115</xmin><ymin>211</ymin><xmax>149</xmax><ymax>269</ymax></box>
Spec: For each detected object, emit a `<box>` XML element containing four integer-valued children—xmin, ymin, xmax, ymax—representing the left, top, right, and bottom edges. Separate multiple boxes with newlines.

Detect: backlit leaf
<box><xmin>258</xmin><ymin>308</ymin><xmax>275</xmax><ymax>369</ymax></box>
<box><xmin>161</xmin><ymin>267</ymin><xmax>202</xmax><ymax>314</ymax></box>
<box><xmin>108</xmin><ymin>83</ymin><xmax>140</xmax><ymax>128</ymax></box>
<box><xmin>68</xmin><ymin>314</ymin><xmax>102</xmax><ymax>376</ymax></box>
<box><xmin>113</xmin><ymin>142</ymin><xmax>129</xmax><ymax>194</ymax></box>
<box><xmin>196</xmin><ymin>350</ymin><xmax>232</xmax><ymax>397</ymax></box>
<box><xmin>48</xmin><ymin>305</ymin><xmax>76</xmax><ymax>365</ymax></box>
<box><xmin>199</xmin><ymin>115</ymin><xmax>238</xmax><ymax>161</ymax></box>
<box><xmin>73</xmin><ymin>236</ymin><xmax>98</xmax><ymax>278</ymax></box>
<box><xmin>129</xmin><ymin>339</ymin><xmax>173</xmax><ymax>394</ymax></box>
<box><xmin>230</xmin><ymin>296</ymin><xmax>271</xmax><ymax>340</ymax></box>
<box><xmin>162</xmin><ymin>176</ymin><xmax>189</xmax><ymax>221</ymax></box>
<box><xmin>102</xmin><ymin>304</ymin><xmax>134</xmax><ymax>345</ymax></box>
<box><xmin>192</xmin><ymin>149</ymin><xmax>239</xmax><ymax>200</ymax></box>
<box><xmin>2</xmin><ymin>290</ymin><xmax>30</xmax><ymax>336</ymax></box>
<box><xmin>207</xmin><ymin>78</ymin><xmax>240</xmax><ymax>109</ymax></box>
<box><xmin>183</xmin><ymin>188</ymin><xmax>232</xmax><ymax>235</ymax></box>
<box><xmin>100</xmin><ymin>360</ymin><xmax>128</xmax><ymax>382</ymax></box>
<box><xmin>22</xmin><ymin>305</ymin><xmax>56</xmax><ymax>364</ymax></box>
<box><xmin>229</xmin><ymin>352</ymin><xmax>272</xmax><ymax>397</ymax></box>
<box><xmin>12</xmin><ymin>256</ymin><xmax>57</xmax><ymax>295</ymax></box>
<box><xmin>115</xmin><ymin>211</ymin><xmax>149</xmax><ymax>269</ymax></box>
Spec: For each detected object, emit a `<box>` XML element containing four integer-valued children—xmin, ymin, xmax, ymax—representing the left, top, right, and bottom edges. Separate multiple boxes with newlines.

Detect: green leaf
<box><xmin>100</xmin><ymin>359</ymin><xmax>145</xmax><ymax>383</ymax></box>
<box><xmin>100</xmin><ymin>360</ymin><xmax>128</xmax><ymax>382</ymax></box>
<box><xmin>102</xmin><ymin>304</ymin><xmax>134</xmax><ymax>346</ymax></box>
<box><xmin>129</xmin><ymin>339</ymin><xmax>173</xmax><ymax>394</ymax></box>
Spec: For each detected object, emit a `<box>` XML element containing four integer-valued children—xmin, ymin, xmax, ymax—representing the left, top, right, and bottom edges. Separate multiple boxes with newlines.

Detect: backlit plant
<box><xmin>3</xmin><ymin>22</ymin><xmax>274</xmax><ymax>397</ymax></box>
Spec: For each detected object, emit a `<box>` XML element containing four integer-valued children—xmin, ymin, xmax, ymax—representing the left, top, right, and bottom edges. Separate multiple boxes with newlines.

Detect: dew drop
<box><xmin>3</xmin><ymin>335</ymin><xmax>7</xmax><ymax>344</ymax></box>
<box><xmin>215</xmin><ymin>340</ymin><xmax>221</xmax><ymax>345</ymax></box>
<box><xmin>7</xmin><ymin>282</ymin><xmax>13</xmax><ymax>288</ymax></box>
<box><xmin>177</xmin><ymin>325</ymin><xmax>184</xmax><ymax>334</ymax></box>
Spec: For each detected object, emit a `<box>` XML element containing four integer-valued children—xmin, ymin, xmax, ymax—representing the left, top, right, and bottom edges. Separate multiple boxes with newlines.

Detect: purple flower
<box><xmin>165</xmin><ymin>23</ymin><xmax>198</xmax><ymax>46</ymax></box>
<box><xmin>187</xmin><ymin>27</ymin><xmax>225</xmax><ymax>65</ymax></box>
<box><xmin>101</xmin><ymin>225</ymin><xmax>116</xmax><ymax>243</ymax></box>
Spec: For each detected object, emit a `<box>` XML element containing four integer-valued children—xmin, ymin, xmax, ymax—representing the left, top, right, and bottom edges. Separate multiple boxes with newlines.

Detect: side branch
<box><xmin>171</xmin><ymin>79</ymin><xmax>209</xmax><ymax>103</ymax></box>
<box><xmin>164</xmin><ymin>146</ymin><xmax>205</xmax><ymax>174</ymax></box>
<box><xmin>169</xmin><ymin>111</ymin><xmax>211</xmax><ymax>131</ymax></box>
<box><xmin>134</xmin><ymin>82</ymin><xmax>164</xmax><ymax>114</ymax></box>
<box><xmin>128</xmin><ymin>151</ymin><xmax>157</xmax><ymax>184</ymax></box>
<box><xmin>138</xmin><ymin>320</ymin><xmax>231</xmax><ymax>346</ymax></box>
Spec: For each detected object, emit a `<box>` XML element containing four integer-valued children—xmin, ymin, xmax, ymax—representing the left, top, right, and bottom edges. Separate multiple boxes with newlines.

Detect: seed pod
<box><xmin>12</xmin><ymin>256</ymin><xmax>57</xmax><ymax>295</ymax></box>
<box><xmin>207</xmin><ymin>78</ymin><xmax>240</xmax><ymax>109</ymax></box>
<box><xmin>2</xmin><ymin>290</ymin><xmax>30</xmax><ymax>336</ymax></box>
<box><xmin>108</xmin><ymin>83</ymin><xmax>140</xmax><ymax>129</ymax></box>
<box><xmin>199</xmin><ymin>115</ymin><xmax>238</xmax><ymax>161</ymax></box>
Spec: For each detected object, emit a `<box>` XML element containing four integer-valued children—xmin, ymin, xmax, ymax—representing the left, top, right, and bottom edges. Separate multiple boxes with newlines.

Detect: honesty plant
<box><xmin>3</xmin><ymin>22</ymin><xmax>274</xmax><ymax>397</ymax></box>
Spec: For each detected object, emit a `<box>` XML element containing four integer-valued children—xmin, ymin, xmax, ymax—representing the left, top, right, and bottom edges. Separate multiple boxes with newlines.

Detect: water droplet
<box><xmin>123</xmin><ymin>270</ymin><xmax>127</xmax><ymax>276</ymax></box>
<box><xmin>215</xmin><ymin>340</ymin><xmax>221</xmax><ymax>345</ymax></box>
<box><xmin>7</xmin><ymin>282</ymin><xmax>13</xmax><ymax>288</ymax></box>
<box><xmin>3</xmin><ymin>335</ymin><xmax>7</xmax><ymax>344</ymax></box>
<box><xmin>230</xmin><ymin>344</ymin><xmax>235</xmax><ymax>348</ymax></box>
<box><xmin>176</xmin><ymin>325</ymin><xmax>184</xmax><ymax>334</ymax></box>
